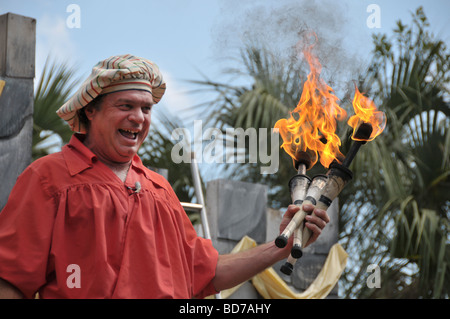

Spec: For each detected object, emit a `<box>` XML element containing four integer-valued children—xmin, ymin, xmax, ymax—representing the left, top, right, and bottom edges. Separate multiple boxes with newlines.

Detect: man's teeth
<box><xmin>122</xmin><ymin>129</ymin><xmax>139</xmax><ymax>134</ymax></box>
<box><xmin>119</xmin><ymin>129</ymin><xmax>139</xmax><ymax>139</ymax></box>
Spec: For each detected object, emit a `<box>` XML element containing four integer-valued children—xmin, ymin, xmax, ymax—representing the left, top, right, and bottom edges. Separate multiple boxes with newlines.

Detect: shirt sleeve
<box><xmin>191</xmin><ymin>235</ymin><xmax>219</xmax><ymax>299</ymax></box>
<box><xmin>0</xmin><ymin>165</ymin><xmax>57</xmax><ymax>299</ymax></box>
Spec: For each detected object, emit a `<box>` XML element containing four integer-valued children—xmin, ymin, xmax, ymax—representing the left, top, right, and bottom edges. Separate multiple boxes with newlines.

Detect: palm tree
<box><xmin>33</xmin><ymin>58</ymin><xmax>79</xmax><ymax>159</ymax></box>
<box><xmin>190</xmin><ymin>7</ymin><xmax>449</xmax><ymax>298</ymax></box>
<box><xmin>340</xmin><ymin>7</ymin><xmax>449</xmax><ymax>298</ymax></box>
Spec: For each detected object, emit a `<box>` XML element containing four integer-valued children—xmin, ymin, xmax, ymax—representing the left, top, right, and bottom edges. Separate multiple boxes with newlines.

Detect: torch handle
<box><xmin>293</xmin><ymin>222</ymin><xmax>304</xmax><ymax>247</ymax></box>
<box><xmin>291</xmin><ymin>222</ymin><xmax>304</xmax><ymax>258</ymax></box>
<box><xmin>280</xmin><ymin>254</ymin><xmax>298</xmax><ymax>276</ymax></box>
<box><xmin>341</xmin><ymin>141</ymin><xmax>363</xmax><ymax>167</ymax></box>
<box><xmin>275</xmin><ymin>200</ymin><xmax>313</xmax><ymax>248</ymax></box>
<box><xmin>283</xmin><ymin>202</ymin><xmax>311</xmax><ymax>237</ymax></box>
<box><xmin>280</xmin><ymin>150</ymin><xmax>355</xmax><ymax>275</ymax></box>
<box><xmin>342</xmin><ymin>122</ymin><xmax>373</xmax><ymax>167</ymax></box>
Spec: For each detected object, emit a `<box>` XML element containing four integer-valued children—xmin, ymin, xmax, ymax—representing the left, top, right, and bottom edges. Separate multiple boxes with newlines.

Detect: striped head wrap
<box><xmin>56</xmin><ymin>54</ymin><xmax>166</xmax><ymax>133</ymax></box>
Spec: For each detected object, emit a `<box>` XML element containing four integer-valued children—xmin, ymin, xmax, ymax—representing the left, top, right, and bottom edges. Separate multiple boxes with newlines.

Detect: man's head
<box><xmin>57</xmin><ymin>54</ymin><xmax>166</xmax><ymax>134</ymax></box>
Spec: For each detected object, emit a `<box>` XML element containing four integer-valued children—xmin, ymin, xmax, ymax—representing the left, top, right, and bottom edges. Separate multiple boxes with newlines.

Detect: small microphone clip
<box><xmin>134</xmin><ymin>181</ymin><xmax>141</xmax><ymax>193</ymax></box>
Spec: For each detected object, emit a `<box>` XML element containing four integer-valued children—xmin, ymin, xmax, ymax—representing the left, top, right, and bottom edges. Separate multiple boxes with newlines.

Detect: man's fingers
<box><xmin>305</xmin><ymin>208</ymin><xmax>329</xmax><ymax>230</ymax></box>
<box><xmin>279</xmin><ymin>205</ymin><xmax>300</xmax><ymax>235</ymax></box>
<box><xmin>304</xmin><ymin>222</ymin><xmax>321</xmax><ymax>247</ymax></box>
<box><xmin>284</xmin><ymin>204</ymin><xmax>300</xmax><ymax>219</ymax></box>
<box><xmin>313</xmin><ymin>208</ymin><xmax>330</xmax><ymax>224</ymax></box>
<box><xmin>303</xmin><ymin>207</ymin><xmax>330</xmax><ymax>247</ymax></box>
<box><xmin>281</xmin><ymin>205</ymin><xmax>329</xmax><ymax>247</ymax></box>
<box><xmin>302</xmin><ymin>203</ymin><xmax>315</xmax><ymax>213</ymax></box>
<box><xmin>305</xmin><ymin>221</ymin><xmax>322</xmax><ymax>236</ymax></box>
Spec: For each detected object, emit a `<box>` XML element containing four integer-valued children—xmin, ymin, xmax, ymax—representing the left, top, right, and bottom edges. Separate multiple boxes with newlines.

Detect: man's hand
<box><xmin>303</xmin><ymin>204</ymin><xmax>330</xmax><ymax>246</ymax></box>
<box><xmin>280</xmin><ymin>204</ymin><xmax>330</xmax><ymax>249</ymax></box>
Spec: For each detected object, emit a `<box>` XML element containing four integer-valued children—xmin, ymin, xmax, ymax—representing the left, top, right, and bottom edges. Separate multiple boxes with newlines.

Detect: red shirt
<box><xmin>0</xmin><ymin>134</ymin><xmax>218</xmax><ymax>298</ymax></box>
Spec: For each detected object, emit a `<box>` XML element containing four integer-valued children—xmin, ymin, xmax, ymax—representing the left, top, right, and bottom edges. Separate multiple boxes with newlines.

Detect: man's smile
<box><xmin>118</xmin><ymin>128</ymin><xmax>140</xmax><ymax>140</ymax></box>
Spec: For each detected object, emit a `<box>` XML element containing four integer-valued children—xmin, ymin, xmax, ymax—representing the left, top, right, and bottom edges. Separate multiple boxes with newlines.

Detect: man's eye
<box><xmin>119</xmin><ymin>104</ymin><xmax>132</xmax><ymax>109</ymax></box>
<box><xmin>142</xmin><ymin>106</ymin><xmax>152</xmax><ymax>113</ymax></box>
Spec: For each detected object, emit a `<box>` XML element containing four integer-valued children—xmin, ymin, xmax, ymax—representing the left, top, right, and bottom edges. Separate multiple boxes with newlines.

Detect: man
<box><xmin>0</xmin><ymin>54</ymin><xmax>329</xmax><ymax>298</ymax></box>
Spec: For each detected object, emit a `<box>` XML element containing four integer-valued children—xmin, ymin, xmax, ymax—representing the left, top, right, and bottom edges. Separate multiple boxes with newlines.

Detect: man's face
<box><xmin>84</xmin><ymin>90</ymin><xmax>154</xmax><ymax>164</ymax></box>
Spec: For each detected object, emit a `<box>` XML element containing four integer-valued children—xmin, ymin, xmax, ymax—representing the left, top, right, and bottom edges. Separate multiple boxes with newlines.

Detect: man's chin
<box><xmin>114</xmin><ymin>139</ymin><xmax>144</xmax><ymax>160</ymax></box>
<box><xmin>114</xmin><ymin>147</ymin><xmax>138</xmax><ymax>162</ymax></box>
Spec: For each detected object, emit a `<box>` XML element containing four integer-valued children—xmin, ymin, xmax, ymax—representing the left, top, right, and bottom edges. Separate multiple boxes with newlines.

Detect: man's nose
<box><xmin>128</xmin><ymin>108</ymin><xmax>145</xmax><ymax>124</ymax></box>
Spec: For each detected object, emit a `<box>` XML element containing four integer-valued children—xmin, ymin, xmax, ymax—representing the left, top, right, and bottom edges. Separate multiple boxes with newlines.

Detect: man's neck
<box><xmin>105</xmin><ymin>161</ymin><xmax>131</xmax><ymax>183</ymax></box>
<box><xmin>81</xmin><ymin>134</ymin><xmax>132</xmax><ymax>183</ymax></box>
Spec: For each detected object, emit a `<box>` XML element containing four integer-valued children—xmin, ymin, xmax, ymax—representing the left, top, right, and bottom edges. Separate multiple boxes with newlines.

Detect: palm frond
<box><xmin>33</xmin><ymin>57</ymin><xmax>80</xmax><ymax>159</ymax></box>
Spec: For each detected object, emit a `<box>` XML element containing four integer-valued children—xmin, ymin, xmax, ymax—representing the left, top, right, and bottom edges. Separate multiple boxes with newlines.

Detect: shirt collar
<box><xmin>62</xmin><ymin>134</ymin><xmax>97</xmax><ymax>176</ymax></box>
<box><xmin>62</xmin><ymin>134</ymin><xmax>152</xmax><ymax>181</ymax></box>
<box><xmin>130</xmin><ymin>153</ymin><xmax>152</xmax><ymax>181</ymax></box>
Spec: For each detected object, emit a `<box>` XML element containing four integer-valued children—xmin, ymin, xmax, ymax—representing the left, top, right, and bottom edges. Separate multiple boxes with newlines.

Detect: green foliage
<box><xmin>33</xmin><ymin>58</ymin><xmax>79</xmax><ymax>159</ymax></box>
<box><xmin>339</xmin><ymin>7</ymin><xmax>449</xmax><ymax>298</ymax></box>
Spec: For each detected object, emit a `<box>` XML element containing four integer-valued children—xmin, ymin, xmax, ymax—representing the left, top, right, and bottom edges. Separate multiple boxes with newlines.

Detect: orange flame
<box><xmin>274</xmin><ymin>40</ymin><xmax>347</xmax><ymax>169</ymax></box>
<box><xmin>348</xmin><ymin>85</ymin><xmax>386</xmax><ymax>141</ymax></box>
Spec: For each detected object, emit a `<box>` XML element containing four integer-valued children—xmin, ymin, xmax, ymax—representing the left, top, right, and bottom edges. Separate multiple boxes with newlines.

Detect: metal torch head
<box><xmin>353</xmin><ymin>122</ymin><xmax>373</xmax><ymax>144</ymax></box>
<box><xmin>293</xmin><ymin>151</ymin><xmax>313</xmax><ymax>173</ymax></box>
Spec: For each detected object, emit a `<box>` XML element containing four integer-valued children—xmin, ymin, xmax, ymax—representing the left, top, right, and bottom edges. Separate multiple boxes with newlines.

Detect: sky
<box><xmin>1</xmin><ymin>0</ymin><xmax>449</xmax><ymax>112</ymax></box>
<box><xmin>1</xmin><ymin>0</ymin><xmax>449</xmax><ymax>178</ymax></box>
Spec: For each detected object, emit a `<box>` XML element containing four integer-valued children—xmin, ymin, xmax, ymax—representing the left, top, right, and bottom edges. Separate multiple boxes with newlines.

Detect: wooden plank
<box><xmin>0</xmin><ymin>13</ymin><xmax>36</xmax><ymax>78</ymax></box>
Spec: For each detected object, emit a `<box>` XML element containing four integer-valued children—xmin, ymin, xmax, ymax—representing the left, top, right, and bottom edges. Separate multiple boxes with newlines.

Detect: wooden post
<box><xmin>0</xmin><ymin>13</ymin><xmax>36</xmax><ymax>210</ymax></box>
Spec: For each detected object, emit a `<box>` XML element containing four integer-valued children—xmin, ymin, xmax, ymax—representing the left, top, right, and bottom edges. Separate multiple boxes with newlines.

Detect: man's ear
<box><xmin>84</xmin><ymin>105</ymin><xmax>96</xmax><ymax>121</ymax></box>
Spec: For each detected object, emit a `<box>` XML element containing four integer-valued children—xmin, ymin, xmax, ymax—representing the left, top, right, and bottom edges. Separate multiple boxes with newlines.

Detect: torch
<box><xmin>278</xmin><ymin>123</ymin><xmax>372</xmax><ymax>275</ymax></box>
<box><xmin>273</xmin><ymin>36</ymin><xmax>386</xmax><ymax>276</ymax></box>
<box><xmin>275</xmin><ymin>102</ymin><xmax>384</xmax><ymax>276</ymax></box>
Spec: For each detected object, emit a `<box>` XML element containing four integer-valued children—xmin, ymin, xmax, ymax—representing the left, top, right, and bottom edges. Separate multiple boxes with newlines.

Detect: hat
<box><xmin>56</xmin><ymin>54</ymin><xmax>166</xmax><ymax>133</ymax></box>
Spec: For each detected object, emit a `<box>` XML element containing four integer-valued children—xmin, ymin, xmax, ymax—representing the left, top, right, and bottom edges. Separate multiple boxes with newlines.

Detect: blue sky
<box><xmin>1</xmin><ymin>0</ymin><xmax>449</xmax><ymax>116</ymax></box>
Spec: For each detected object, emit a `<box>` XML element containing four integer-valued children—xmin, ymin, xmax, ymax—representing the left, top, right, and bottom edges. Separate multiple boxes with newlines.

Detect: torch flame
<box><xmin>348</xmin><ymin>85</ymin><xmax>386</xmax><ymax>141</ymax></box>
<box><xmin>274</xmin><ymin>38</ymin><xmax>347</xmax><ymax>169</ymax></box>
